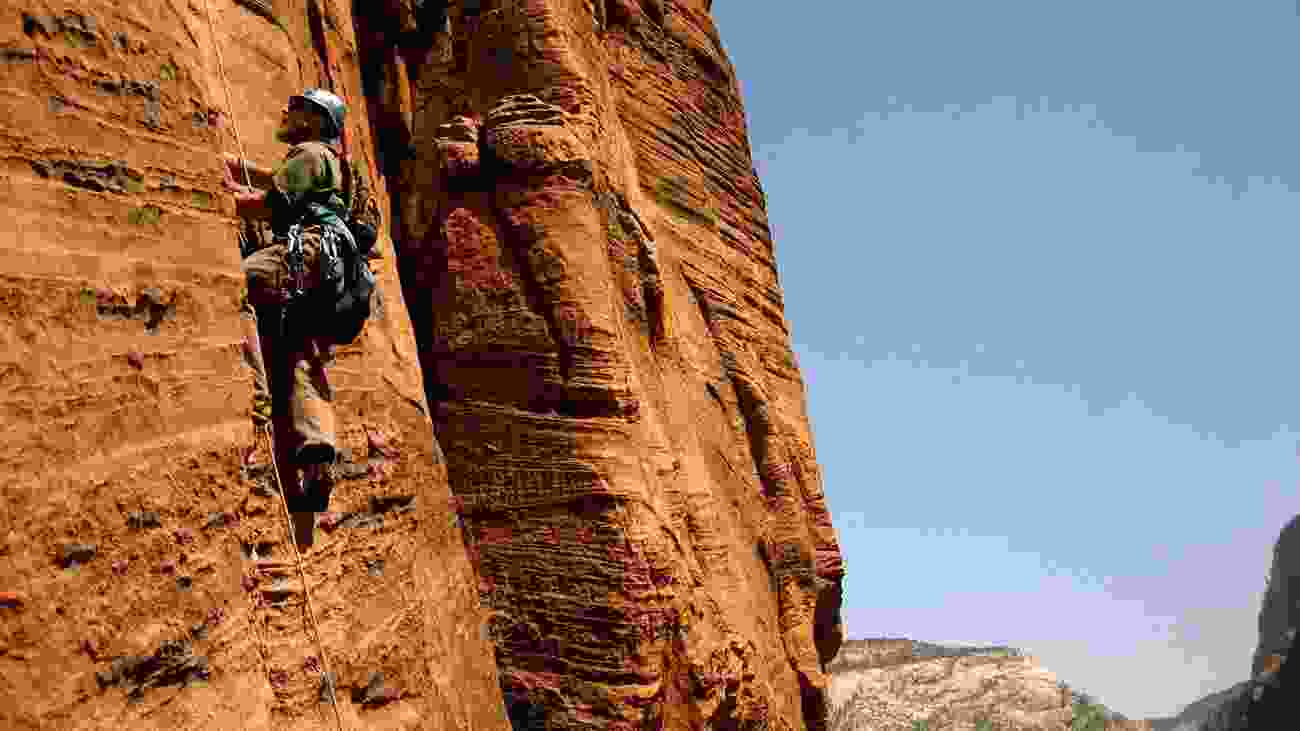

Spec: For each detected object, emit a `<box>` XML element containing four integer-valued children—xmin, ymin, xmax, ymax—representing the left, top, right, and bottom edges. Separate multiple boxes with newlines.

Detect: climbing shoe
<box><xmin>301</xmin><ymin>463</ymin><xmax>335</xmax><ymax>513</ymax></box>
<box><xmin>295</xmin><ymin>442</ymin><xmax>336</xmax><ymax>466</ymax></box>
<box><xmin>282</xmin><ymin>482</ymin><xmax>315</xmax><ymax>513</ymax></box>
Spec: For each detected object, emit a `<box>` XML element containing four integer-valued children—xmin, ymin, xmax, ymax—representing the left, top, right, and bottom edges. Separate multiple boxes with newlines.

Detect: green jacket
<box><xmin>269</xmin><ymin>141</ymin><xmax>348</xmax><ymax>233</ymax></box>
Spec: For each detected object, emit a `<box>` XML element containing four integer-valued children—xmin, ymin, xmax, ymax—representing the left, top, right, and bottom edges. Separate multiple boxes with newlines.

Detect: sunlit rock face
<box><xmin>361</xmin><ymin>1</ymin><xmax>844</xmax><ymax>728</ymax></box>
<box><xmin>0</xmin><ymin>0</ymin><xmax>842</xmax><ymax>729</ymax></box>
<box><xmin>826</xmin><ymin>639</ymin><xmax>1151</xmax><ymax>731</ymax></box>
<box><xmin>0</xmin><ymin>0</ymin><xmax>502</xmax><ymax>728</ymax></box>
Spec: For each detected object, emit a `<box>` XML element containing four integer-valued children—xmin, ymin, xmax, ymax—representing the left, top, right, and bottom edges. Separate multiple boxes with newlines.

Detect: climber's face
<box><xmin>275</xmin><ymin>97</ymin><xmax>322</xmax><ymax>144</ymax></box>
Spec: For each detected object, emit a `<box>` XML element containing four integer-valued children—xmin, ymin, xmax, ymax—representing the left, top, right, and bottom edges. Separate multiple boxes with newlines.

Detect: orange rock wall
<box><xmin>0</xmin><ymin>1</ymin><xmax>505</xmax><ymax>728</ymax></box>
<box><xmin>0</xmin><ymin>0</ymin><xmax>844</xmax><ymax>729</ymax></box>
<box><xmin>358</xmin><ymin>1</ymin><xmax>845</xmax><ymax>728</ymax></box>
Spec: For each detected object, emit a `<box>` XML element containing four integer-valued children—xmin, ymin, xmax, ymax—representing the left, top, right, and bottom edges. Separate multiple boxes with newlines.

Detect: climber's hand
<box><xmin>221</xmin><ymin>163</ymin><xmax>244</xmax><ymax>193</ymax></box>
<box><xmin>227</xmin><ymin>182</ymin><xmax>271</xmax><ymax>220</ymax></box>
<box><xmin>224</xmin><ymin>155</ymin><xmax>273</xmax><ymax>189</ymax></box>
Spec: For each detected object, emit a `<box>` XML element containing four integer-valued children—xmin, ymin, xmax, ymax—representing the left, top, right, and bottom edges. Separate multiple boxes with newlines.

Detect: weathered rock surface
<box><xmin>2</xmin><ymin>1</ymin><xmax>843</xmax><ymax>730</ymax></box>
<box><xmin>1143</xmin><ymin>681</ymin><xmax>1247</xmax><ymax>731</ymax></box>
<box><xmin>357</xmin><ymin>0</ymin><xmax>845</xmax><ymax>727</ymax></box>
<box><xmin>0</xmin><ymin>1</ymin><xmax>503</xmax><ymax>728</ymax></box>
<box><xmin>826</xmin><ymin>639</ymin><xmax>1149</xmax><ymax>731</ymax></box>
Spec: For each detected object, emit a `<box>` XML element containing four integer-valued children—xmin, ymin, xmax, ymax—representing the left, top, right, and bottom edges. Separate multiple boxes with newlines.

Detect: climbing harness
<box><xmin>284</xmin><ymin>223</ymin><xmax>308</xmax><ymax>300</ymax></box>
<box><xmin>280</xmin><ymin>222</ymin><xmax>306</xmax><ymax>343</ymax></box>
<box><xmin>200</xmin><ymin>0</ymin><xmax>344</xmax><ymax>726</ymax></box>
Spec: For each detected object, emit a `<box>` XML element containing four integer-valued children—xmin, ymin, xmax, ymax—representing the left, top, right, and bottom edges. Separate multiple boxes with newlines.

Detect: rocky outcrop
<box><xmin>1162</xmin><ymin>514</ymin><xmax>1300</xmax><ymax>731</ymax></box>
<box><xmin>1</xmin><ymin>1</ymin><xmax>842</xmax><ymax>729</ymax></box>
<box><xmin>1183</xmin><ymin>638</ymin><xmax>1295</xmax><ymax>731</ymax></box>
<box><xmin>826</xmin><ymin>639</ymin><xmax>1148</xmax><ymax>731</ymax></box>
<box><xmin>1143</xmin><ymin>682</ymin><xmax>1247</xmax><ymax>731</ymax></box>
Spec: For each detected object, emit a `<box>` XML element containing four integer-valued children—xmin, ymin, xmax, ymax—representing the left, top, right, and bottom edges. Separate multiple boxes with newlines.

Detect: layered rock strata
<box><xmin>0</xmin><ymin>1</ymin><xmax>503</xmax><ymax>728</ymax></box>
<box><xmin>354</xmin><ymin>0</ymin><xmax>845</xmax><ymax>728</ymax></box>
<box><xmin>1</xmin><ymin>1</ymin><xmax>843</xmax><ymax>729</ymax></box>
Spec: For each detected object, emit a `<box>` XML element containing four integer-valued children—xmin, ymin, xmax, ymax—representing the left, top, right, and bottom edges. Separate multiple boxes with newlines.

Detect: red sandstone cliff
<box><xmin>0</xmin><ymin>1</ymin><xmax>844</xmax><ymax>729</ymax></box>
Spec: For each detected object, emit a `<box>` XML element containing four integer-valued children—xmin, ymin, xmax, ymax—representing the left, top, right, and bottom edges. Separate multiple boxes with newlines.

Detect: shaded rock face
<box><xmin>1142</xmin><ymin>681</ymin><xmax>1248</xmax><ymax>731</ymax></box>
<box><xmin>2</xmin><ymin>1</ymin><xmax>841</xmax><ymax>730</ymax></box>
<box><xmin>1173</xmin><ymin>514</ymin><xmax>1300</xmax><ymax>731</ymax></box>
<box><xmin>826</xmin><ymin>640</ymin><xmax>1149</xmax><ymax>731</ymax></box>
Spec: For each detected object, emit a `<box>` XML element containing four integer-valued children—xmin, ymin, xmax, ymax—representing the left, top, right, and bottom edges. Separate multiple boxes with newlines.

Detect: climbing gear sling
<box><xmin>201</xmin><ymin>0</ymin><xmax>344</xmax><ymax>727</ymax></box>
<box><xmin>275</xmin><ymin>181</ymin><xmax>376</xmax><ymax>347</ymax></box>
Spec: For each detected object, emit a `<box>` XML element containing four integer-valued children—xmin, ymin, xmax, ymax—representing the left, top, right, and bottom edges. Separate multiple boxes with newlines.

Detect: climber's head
<box><xmin>276</xmin><ymin>88</ymin><xmax>346</xmax><ymax>145</ymax></box>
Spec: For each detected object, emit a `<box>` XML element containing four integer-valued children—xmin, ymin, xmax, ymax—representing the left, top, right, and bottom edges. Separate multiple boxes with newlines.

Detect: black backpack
<box><xmin>324</xmin><ymin>215</ymin><xmax>377</xmax><ymax>346</ymax></box>
<box><xmin>332</xmin><ymin>153</ymin><xmax>380</xmax><ymax>346</ymax></box>
<box><xmin>281</xmin><ymin>206</ymin><xmax>376</xmax><ymax>347</ymax></box>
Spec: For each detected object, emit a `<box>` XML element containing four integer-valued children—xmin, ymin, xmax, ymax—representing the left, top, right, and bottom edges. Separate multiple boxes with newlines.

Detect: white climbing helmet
<box><xmin>293</xmin><ymin>88</ymin><xmax>346</xmax><ymax>143</ymax></box>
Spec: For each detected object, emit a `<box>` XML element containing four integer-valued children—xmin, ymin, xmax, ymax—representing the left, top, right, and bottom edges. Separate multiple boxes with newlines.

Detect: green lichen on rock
<box><xmin>127</xmin><ymin>205</ymin><xmax>162</xmax><ymax>226</ymax></box>
<box><xmin>653</xmin><ymin>176</ymin><xmax>717</xmax><ymax>229</ymax></box>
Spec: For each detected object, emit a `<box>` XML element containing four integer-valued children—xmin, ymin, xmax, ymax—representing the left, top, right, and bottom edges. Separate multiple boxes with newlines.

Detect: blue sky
<box><xmin>714</xmin><ymin>0</ymin><xmax>1300</xmax><ymax>719</ymax></box>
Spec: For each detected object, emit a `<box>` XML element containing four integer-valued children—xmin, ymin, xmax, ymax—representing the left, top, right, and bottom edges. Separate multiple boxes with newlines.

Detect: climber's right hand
<box><xmin>221</xmin><ymin>161</ymin><xmax>245</xmax><ymax>193</ymax></box>
<box><xmin>224</xmin><ymin>155</ymin><xmax>273</xmax><ymax>189</ymax></box>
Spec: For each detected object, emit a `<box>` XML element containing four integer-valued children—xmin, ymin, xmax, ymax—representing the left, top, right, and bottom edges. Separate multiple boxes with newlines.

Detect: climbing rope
<box><xmin>201</xmin><ymin>0</ymin><xmax>252</xmax><ymax>189</ymax></box>
<box><xmin>200</xmin><ymin>0</ymin><xmax>344</xmax><ymax>726</ymax></box>
<box><xmin>262</xmin><ymin>425</ymin><xmax>345</xmax><ymax>729</ymax></box>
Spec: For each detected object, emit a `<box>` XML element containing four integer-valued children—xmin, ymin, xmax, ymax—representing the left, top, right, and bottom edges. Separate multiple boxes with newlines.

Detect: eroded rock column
<box><xmin>357</xmin><ymin>1</ymin><xmax>846</xmax><ymax>729</ymax></box>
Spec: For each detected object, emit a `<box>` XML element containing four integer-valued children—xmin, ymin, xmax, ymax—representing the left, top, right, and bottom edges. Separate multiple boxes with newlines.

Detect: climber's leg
<box><xmin>239</xmin><ymin>291</ymin><xmax>272</xmax><ymax>425</ymax></box>
<box><xmin>243</xmin><ymin>234</ymin><xmax>333</xmax><ymax>526</ymax></box>
<box><xmin>255</xmin><ymin>305</ymin><xmax>311</xmax><ymax>516</ymax></box>
<box><xmin>289</xmin><ymin>510</ymin><xmax>316</xmax><ymax>550</ymax></box>
<box><xmin>242</xmin><ymin>235</ymin><xmax>324</xmax><ymax>307</ymax></box>
<box><xmin>289</xmin><ymin>338</ymin><xmax>337</xmax><ymax>466</ymax></box>
<box><xmin>291</xmin><ymin>337</ymin><xmax>337</xmax><ymax>513</ymax></box>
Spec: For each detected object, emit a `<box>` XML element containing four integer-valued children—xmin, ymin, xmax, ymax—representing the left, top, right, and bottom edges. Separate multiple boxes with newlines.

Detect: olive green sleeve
<box><xmin>272</xmin><ymin>146</ymin><xmax>319</xmax><ymax>196</ymax></box>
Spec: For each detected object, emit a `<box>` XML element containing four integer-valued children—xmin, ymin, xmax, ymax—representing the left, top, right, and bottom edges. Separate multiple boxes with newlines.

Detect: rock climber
<box><xmin>222</xmin><ymin>88</ymin><xmax>352</xmax><ymax>548</ymax></box>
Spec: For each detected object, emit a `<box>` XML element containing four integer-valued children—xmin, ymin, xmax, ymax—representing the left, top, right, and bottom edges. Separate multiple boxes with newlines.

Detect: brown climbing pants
<box><xmin>242</xmin><ymin>230</ymin><xmax>338</xmax><ymax>472</ymax></box>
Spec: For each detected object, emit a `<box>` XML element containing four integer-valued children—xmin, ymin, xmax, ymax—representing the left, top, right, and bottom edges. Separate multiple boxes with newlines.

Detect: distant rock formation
<box><xmin>1144</xmin><ymin>682</ymin><xmax>1248</xmax><ymax>731</ymax></box>
<box><xmin>1146</xmin><ymin>514</ymin><xmax>1300</xmax><ymax>731</ymax></box>
<box><xmin>826</xmin><ymin>638</ymin><xmax>1147</xmax><ymax>730</ymax></box>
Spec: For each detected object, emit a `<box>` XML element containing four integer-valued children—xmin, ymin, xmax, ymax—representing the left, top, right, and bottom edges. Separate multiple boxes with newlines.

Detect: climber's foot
<box><xmin>301</xmin><ymin>463</ymin><xmax>335</xmax><ymax>513</ymax></box>
<box><xmin>289</xmin><ymin>511</ymin><xmax>315</xmax><ymax>549</ymax></box>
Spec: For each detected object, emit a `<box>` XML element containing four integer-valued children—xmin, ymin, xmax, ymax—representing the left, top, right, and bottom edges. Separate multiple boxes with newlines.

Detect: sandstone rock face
<box><xmin>826</xmin><ymin>639</ymin><xmax>1149</xmax><ymax>731</ymax></box>
<box><xmin>356</xmin><ymin>1</ymin><xmax>845</xmax><ymax>728</ymax></box>
<box><xmin>0</xmin><ymin>1</ymin><xmax>503</xmax><ymax>728</ymax></box>
<box><xmin>1</xmin><ymin>1</ymin><xmax>843</xmax><ymax>730</ymax></box>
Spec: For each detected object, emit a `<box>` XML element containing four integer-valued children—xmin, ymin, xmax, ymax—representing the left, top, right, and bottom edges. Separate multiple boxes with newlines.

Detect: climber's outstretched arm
<box><xmin>224</xmin><ymin>154</ymin><xmax>275</xmax><ymax>189</ymax></box>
